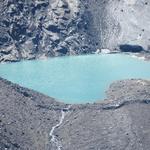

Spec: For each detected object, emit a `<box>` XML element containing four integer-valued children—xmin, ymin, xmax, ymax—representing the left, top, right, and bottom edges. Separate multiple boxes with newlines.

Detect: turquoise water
<box><xmin>0</xmin><ymin>54</ymin><xmax>150</xmax><ymax>104</ymax></box>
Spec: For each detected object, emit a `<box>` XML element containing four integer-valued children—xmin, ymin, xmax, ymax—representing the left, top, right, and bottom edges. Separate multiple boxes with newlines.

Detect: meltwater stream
<box><xmin>0</xmin><ymin>54</ymin><xmax>150</xmax><ymax>104</ymax></box>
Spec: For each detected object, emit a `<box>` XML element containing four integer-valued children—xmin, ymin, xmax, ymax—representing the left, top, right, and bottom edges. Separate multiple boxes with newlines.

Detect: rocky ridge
<box><xmin>0</xmin><ymin>0</ymin><xmax>93</xmax><ymax>62</ymax></box>
<box><xmin>1</xmin><ymin>0</ymin><xmax>150</xmax><ymax>62</ymax></box>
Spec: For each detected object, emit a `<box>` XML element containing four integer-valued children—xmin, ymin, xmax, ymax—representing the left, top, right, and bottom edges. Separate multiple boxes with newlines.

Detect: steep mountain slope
<box><xmin>84</xmin><ymin>0</ymin><xmax>150</xmax><ymax>51</ymax></box>
<box><xmin>0</xmin><ymin>0</ymin><xmax>150</xmax><ymax>62</ymax></box>
<box><xmin>0</xmin><ymin>0</ymin><xmax>92</xmax><ymax>62</ymax></box>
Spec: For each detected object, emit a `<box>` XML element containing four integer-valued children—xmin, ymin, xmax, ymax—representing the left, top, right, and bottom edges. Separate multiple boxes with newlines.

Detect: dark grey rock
<box><xmin>1</xmin><ymin>0</ymin><xmax>150</xmax><ymax>62</ymax></box>
<box><xmin>0</xmin><ymin>0</ymin><xmax>92</xmax><ymax>62</ymax></box>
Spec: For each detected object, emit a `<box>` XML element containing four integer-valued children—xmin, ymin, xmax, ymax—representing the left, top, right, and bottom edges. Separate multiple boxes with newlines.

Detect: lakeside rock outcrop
<box><xmin>1</xmin><ymin>0</ymin><xmax>150</xmax><ymax>62</ymax></box>
<box><xmin>1</xmin><ymin>78</ymin><xmax>150</xmax><ymax>150</ymax></box>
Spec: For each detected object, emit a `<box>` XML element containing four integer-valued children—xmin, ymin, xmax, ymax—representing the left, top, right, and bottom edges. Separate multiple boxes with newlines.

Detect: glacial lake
<box><xmin>0</xmin><ymin>54</ymin><xmax>150</xmax><ymax>104</ymax></box>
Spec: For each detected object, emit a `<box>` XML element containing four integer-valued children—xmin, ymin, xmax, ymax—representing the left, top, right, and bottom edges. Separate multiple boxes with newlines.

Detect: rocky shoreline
<box><xmin>1</xmin><ymin>77</ymin><xmax>150</xmax><ymax>149</ymax></box>
<box><xmin>130</xmin><ymin>52</ymin><xmax>150</xmax><ymax>61</ymax></box>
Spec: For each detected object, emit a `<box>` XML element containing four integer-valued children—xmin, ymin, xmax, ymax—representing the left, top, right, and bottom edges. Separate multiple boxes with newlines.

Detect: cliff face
<box><xmin>0</xmin><ymin>0</ymin><xmax>150</xmax><ymax>62</ymax></box>
<box><xmin>0</xmin><ymin>0</ymin><xmax>93</xmax><ymax>62</ymax></box>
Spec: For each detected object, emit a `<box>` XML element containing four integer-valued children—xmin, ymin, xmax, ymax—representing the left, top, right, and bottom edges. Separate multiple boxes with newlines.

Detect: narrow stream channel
<box><xmin>49</xmin><ymin>105</ymin><xmax>71</xmax><ymax>150</ymax></box>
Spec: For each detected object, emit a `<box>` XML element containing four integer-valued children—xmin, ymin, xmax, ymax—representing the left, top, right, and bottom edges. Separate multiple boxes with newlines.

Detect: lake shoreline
<box><xmin>0</xmin><ymin>54</ymin><xmax>150</xmax><ymax>103</ymax></box>
<box><xmin>1</xmin><ymin>77</ymin><xmax>150</xmax><ymax>149</ymax></box>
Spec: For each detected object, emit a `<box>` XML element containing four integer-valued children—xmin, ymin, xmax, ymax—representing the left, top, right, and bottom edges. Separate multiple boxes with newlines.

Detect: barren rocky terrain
<box><xmin>0</xmin><ymin>78</ymin><xmax>150</xmax><ymax>150</ymax></box>
<box><xmin>1</xmin><ymin>0</ymin><xmax>150</xmax><ymax>150</ymax></box>
<box><xmin>0</xmin><ymin>0</ymin><xmax>150</xmax><ymax>62</ymax></box>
